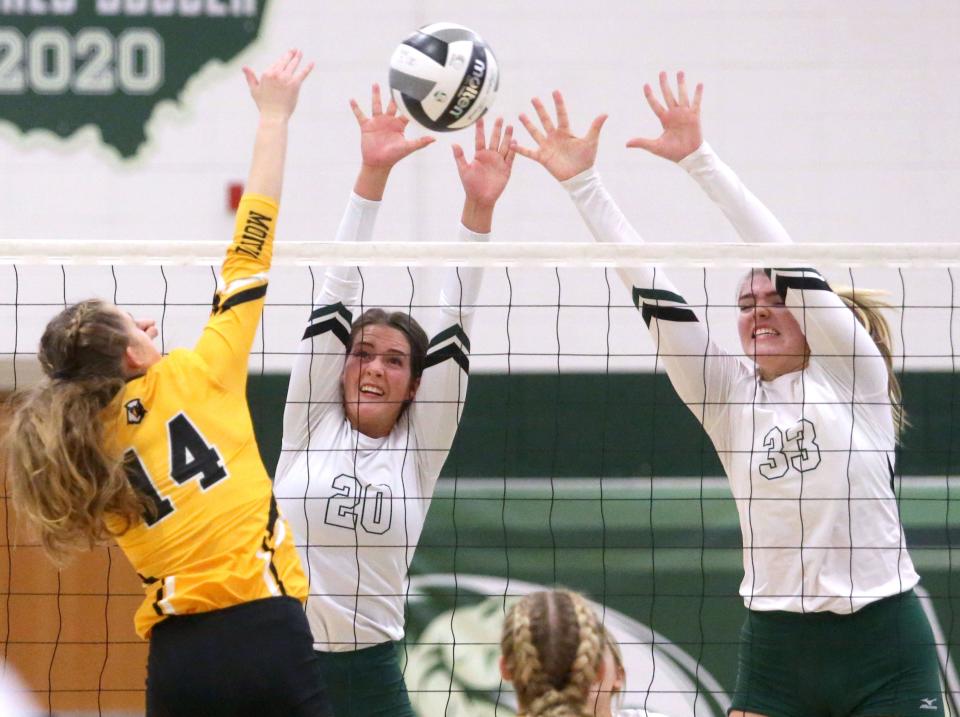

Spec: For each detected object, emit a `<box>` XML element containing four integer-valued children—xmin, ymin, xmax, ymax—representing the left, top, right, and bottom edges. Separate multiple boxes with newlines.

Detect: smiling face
<box><xmin>737</xmin><ymin>270</ymin><xmax>809</xmax><ymax>381</ymax></box>
<box><xmin>341</xmin><ymin>323</ymin><xmax>420</xmax><ymax>438</ymax></box>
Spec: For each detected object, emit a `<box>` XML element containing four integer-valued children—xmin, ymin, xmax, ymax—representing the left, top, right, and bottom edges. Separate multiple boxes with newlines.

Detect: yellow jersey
<box><xmin>104</xmin><ymin>194</ymin><xmax>308</xmax><ymax>639</ymax></box>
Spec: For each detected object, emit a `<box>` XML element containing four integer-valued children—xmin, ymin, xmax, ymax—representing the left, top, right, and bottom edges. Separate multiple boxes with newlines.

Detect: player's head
<box><xmin>737</xmin><ymin>269</ymin><xmax>809</xmax><ymax>380</ymax></box>
<box><xmin>37</xmin><ymin>299</ymin><xmax>160</xmax><ymax>382</ymax></box>
<box><xmin>589</xmin><ymin>627</ymin><xmax>627</xmax><ymax>714</ymax></box>
<box><xmin>3</xmin><ymin>299</ymin><xmax>154</xmax><ymax>563</ymax></box>
<box><xmin>500</xmin><ymin>589</ymin><xmax>605</xmax><ymax>717</ymax></box>
<box><xmin>736</xmin><ymin>270</ymin><xmax>906</xmax><ymax>431</ymax></box>
<box><xmin>342</xmin><ymin>308</ymin><xmax>428</xmax><ymax>438</ymax></box>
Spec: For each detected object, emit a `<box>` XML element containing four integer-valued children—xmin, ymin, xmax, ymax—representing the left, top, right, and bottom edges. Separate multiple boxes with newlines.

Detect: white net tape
<box><xmin>0</xmin><ymin>240</ymin><xmax>957</xmax><ymax>267</ymax></box>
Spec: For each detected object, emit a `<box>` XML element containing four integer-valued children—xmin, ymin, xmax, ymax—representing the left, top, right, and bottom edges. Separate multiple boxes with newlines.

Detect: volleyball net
<box><xmin>1</xmin><ymin>240</ymin><xmax>959</xmax><ymax>716</ymax></box>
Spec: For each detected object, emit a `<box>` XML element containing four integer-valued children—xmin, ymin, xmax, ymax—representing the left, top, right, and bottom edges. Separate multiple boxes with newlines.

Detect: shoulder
<box><xmin>151</xmin><ymin>348</ymin><xmax>203</xmax><ymax>370</ymax></box>
<box><xmin>141</xmin><ymin>349</ymin><xmax>213</xmax><ymax>392</ymax></box>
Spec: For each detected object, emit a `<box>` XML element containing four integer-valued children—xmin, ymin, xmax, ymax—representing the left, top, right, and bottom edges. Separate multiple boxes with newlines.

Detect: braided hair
<box><xmin>501</xmin><ymin>590</ymin><xmax>605</xmax><ymax>717</ymax></box>
<box><xmin>4</xmin><ymin>299</ymin><xmax>146</xmax><ymax>563</ymax></box>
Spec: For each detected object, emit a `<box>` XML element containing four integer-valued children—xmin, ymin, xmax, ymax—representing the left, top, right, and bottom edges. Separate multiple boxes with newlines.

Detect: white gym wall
<box><xmin>0</xmin><ymin>0</ymin><xmax>958</xmax><ymax>376</ymax></box>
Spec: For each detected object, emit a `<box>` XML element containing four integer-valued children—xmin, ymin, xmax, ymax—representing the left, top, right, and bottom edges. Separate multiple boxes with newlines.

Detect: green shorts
<box><xmin>730</xmin><ymin>590</ymin><xmax>943</xmax><ymax>717</ymax></box>
<box><xmin>315</xmin><ymin>641</ymin><xmax>414</xmax><ymax>717</ymax></box>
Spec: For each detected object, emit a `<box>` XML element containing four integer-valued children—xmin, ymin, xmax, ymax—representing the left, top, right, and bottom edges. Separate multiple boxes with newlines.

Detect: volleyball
<box><xmin>388</xmin><ymin>22</ymin><xmax>499</xmax><ymax>132</ymax></box>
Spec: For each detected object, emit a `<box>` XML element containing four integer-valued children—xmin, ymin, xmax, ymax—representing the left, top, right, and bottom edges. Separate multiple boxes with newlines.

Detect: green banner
<box><xmin>247</xmin><ymin>372</ymin><xmax>960</xmax><ymax>479</ymax></box>
<box><xmin>0</xmin><ymin>0</ymin><xmax>270</xmax><ymax>157</ymax></box>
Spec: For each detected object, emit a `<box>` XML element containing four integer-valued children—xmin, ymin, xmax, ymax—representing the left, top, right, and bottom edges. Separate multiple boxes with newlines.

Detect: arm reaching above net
<box><xmin>195</xmin><ymin>49</ymin><xmax>313</xmax><ymax>394</ymax></box>
<box><xmin>630</xmin><ymin>71</ymin><xmax>888</xmax><ymax>392</ymax></box>
<box><xmin>281</xmin><ymin>83</ymin><xmax>432</xmax><ymax>450</ymax></box>
<box><xmin>516</xmin><ymin>91</ymin><xmax>747</xmax><ymax>430</ymax></box>
<box><xmin>411</xmin><ymin>117</ymin><xmax>516</xmax><ymax>479</ymax></box>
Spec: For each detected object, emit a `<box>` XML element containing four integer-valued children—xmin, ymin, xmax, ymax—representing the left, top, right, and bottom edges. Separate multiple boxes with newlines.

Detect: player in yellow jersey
<box><xmin>4</xmin><ymin>50</ymin><xmax>331</xmax><ymax>717</ymax></box>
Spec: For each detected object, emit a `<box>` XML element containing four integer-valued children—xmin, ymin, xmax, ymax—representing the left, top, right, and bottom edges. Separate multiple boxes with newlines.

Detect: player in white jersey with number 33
<box><xmin>514</xmin><ymin>74</ymin><xmax>943</xmax><ymax>717</ymax></box>
<box><xmin>274</xmin><ymin>84</ymin><xmax>515</xmax><ymax>716</ymax></box>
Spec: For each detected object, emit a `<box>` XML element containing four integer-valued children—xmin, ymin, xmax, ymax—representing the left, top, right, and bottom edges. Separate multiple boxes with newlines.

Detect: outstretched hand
<box><xmin>351</xmin><ymin>83</ymin><xmax>434</xmax><ymax>171</ymax></box>
<box><xmin>243</xmin><ymin>49</ymin><xmax>314</xmax><ymax>121</ymax></box>
<box><xmin>515</xmin><ymin>90</ymin><xmax>607</xmax><ymax>181</ymax></box>
<box><xmin>453</xmin><ymin>117</ymin><xmax>516</xmax><ymax>208</ymax></box>
<box><xmin>626</xmin><ymin>71</ymin><xmax>703</xmax><ymax>162</ymax></box>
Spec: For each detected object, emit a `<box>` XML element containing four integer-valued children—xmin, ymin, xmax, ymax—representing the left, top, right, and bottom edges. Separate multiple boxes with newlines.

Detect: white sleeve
<box><xmin>768</xmin><ymin>268</ymin><xmax>890</xmax><ymax>398</ymax></box>
<box><xmin>681</xmin><ymin>144</ymin><xmax>889</xmax><ymax>397</ymax></box>
<box><xmin>563</xmin><ymin>168</ymin><xmax>748</xmax><ymax>430</ymax></box>
<box><xmin>679</xmin><ymin>142</ymin><xmax>792</xmax><ymax>245</ymax></box>
<box><xmin>408</xmin><ymin>223</ymin><xmax>486</xmax><ymax>483</ymax></box>
<box><xmin>281</xmin><ymin>193</ymin><xmax>380</xmax><ymax>451</ymax></box>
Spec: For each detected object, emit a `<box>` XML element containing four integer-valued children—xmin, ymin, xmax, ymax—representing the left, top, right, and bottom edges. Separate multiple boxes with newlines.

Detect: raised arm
<box><xmin>516</xmin><ymin>91</ymin><xmax>746</xmax><ymax>428</ymax></box>
<box><xmin>410</xmin><ymin>118</ymin><xmax>515</xmax><ymax>479</ymax></box>
<box><xmin>765</xmin><ymin>267</ymin><xmax>889</xmax><ymax>395</ymax></box>
<box><xmin>281</xmin><ymin>85</ymin><xmax>434</xmax><ymax>450</ymax></box>
<box><xmin>195</xmin><ymin>50</ymin><xmax>312</xmax><ymax>392</ymax></box>
<box><xmin>631</xmin><ymin>73</ymin><xmax>887</xmax><ymax>392</ymax></box>
<box><xmin>627</xmin><ymin>71</ymin><xmax>791</xmax><ymax>245</ymax></box>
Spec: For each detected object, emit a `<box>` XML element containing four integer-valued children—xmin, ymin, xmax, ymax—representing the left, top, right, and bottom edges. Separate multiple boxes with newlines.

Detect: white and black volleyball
<box><xmin>388</xmin><ymin>22</ymin><xmax>499</xmax><ymax>132</ymax></box>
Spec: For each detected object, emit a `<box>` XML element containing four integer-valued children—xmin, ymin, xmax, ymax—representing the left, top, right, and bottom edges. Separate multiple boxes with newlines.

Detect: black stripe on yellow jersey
<box><xmin>103</xmin><ymin>194</ymin><xmax>308</xmax><ymax>639</ymax></box>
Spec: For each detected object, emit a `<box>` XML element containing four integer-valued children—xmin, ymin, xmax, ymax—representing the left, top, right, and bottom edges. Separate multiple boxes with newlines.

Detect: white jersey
<box><xmin>275</xmin><ymin>193</ymin><xmax>483</xmax><ymax>650</ymax></box>
<box><xmin>563</xmin><ymin>145</ymin><xmax>919</xmax><ymax>614</ymax></box>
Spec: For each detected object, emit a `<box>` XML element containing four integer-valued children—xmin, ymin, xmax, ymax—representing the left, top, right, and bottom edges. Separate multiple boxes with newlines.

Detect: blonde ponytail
<box><xmin>4</xmin><ymin>300</ymin><xmax>145</xmax><ymax>564</ymax></box>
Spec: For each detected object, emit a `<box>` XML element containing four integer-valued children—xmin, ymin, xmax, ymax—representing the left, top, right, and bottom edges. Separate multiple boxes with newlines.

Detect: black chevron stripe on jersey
<box><xmin>428</xmin><ymin>324</ymin><xmax>472</xmax><ymax>353</ymax></box>
<box><xmin>308</xmin><ymin>302</ymin><xmax>353</xmax><ymax>324</ymax></box>
<box><xmin>767</xmin><ymin>268</ymin><xmax>831</xmax><ymax>300</ymax></box>
<box><xmin>302</xmin><ymin>303</ymin><xmax>353</xmax><ymax>346</ymax></box>
<box><xmin>425</xmin><ymin>343</ymin><xmax>470</xmax><ymax>373</ymax></box>
<box><xmin>632</xmin><ymin>285</ymin><xmax>697</xmax><ymax>326</ymax></box>
<box><xmin>632</xmin><ymin>286</ymin><xmax>688</xmax><ymax>310</ymax></box>
<box><xmin>425</xmin><ymin>325</ymin><xmax>470</xmax><ymax>373</ymax></box>
<box><xmin>213</xmin><ymin>284</ymin><xmax>268</xmax><ymax>314</ymax></box>
<box><xmin>640</xmin><ymin>305</ymin><xmax>698</xmax><ymax>327</ymax></box>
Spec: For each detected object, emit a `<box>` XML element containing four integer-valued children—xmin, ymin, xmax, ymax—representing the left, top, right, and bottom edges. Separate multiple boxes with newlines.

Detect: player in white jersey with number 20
<box><xmin>274</xmin><ymin>84</ymin><xmax>516</xmax><ymax>716</ymax></box>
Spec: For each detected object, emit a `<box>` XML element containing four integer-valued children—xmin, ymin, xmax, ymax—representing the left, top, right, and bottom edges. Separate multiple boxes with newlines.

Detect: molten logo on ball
<box><xmin>388</xmin><ymin>22</ymin><xmax>499</xmax><ymax>132</ymax></box>
<box><xmin>449</xmin><ymin>57</ymin><xmax>486</xmax><ymax>119</ymax></box>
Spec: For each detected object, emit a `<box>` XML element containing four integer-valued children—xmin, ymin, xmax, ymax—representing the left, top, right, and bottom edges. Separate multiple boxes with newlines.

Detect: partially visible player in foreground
<box><xmin>500</xmin><ymin>589</ymin><xmax>666</xmax><ymax>717</ymax></box>
<box><xmin>274</xmin><ymin>85</ymin><xmax>515</xmax><ymax>716</ymax></box>
<box><xmin>4</xmin><ymin>51</ymin><xmax>328</xmax><ymax>717</ymax></box>
<box><xmin>515</xmin><ymin>78</ymin><xmax>942</xmax><ymax>717</ymax></box>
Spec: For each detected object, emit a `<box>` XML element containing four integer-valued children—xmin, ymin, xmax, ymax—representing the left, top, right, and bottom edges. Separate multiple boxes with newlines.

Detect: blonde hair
<box><xmin>739</xmin><ymin>270</ymin><xmax>907</xmax><ymax>436</ymax></box>
<box><xmin>501</xmin><ymin>590</ymin><xmax>605</xmax><ymax>717</ymax></box>
<box><xmin>600</xmin><ymin>627</ymin><xmax>627</xmax><ymax>710</ymax></box>
<box><xmin>832</xmin><ymin>286</ymin><xmax>907</xmax><ymax>433</ymax></box>
<box><xmin>4</xmin><ymin>299</ymin><xmax>146</xmax><ymax>564</ymax></box>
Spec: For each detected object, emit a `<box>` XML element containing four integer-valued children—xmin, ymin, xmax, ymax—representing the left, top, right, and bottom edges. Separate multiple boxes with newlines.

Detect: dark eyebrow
<box><xmin>356</xmin><ymin>342</ymin><xmax>409</xmax><ymax>357</ymax></box>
